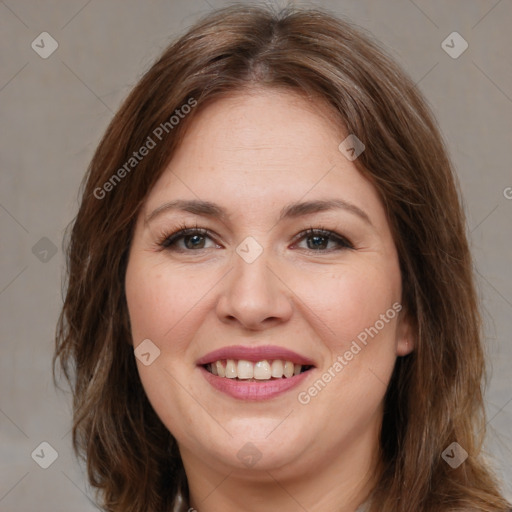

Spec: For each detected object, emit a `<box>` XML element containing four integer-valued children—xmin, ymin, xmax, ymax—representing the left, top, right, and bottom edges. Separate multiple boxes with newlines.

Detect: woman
<box><xmin>54</xmin><ymin>4</ymin><xmax>511</xmax><ymax>512</ymax></box>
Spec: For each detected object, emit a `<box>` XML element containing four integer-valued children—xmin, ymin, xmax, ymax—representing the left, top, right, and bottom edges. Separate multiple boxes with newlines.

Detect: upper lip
<box><xmin>196</xmin><ymin>345</ymin><xmax>316</xmax><ymax>366</ymax></box>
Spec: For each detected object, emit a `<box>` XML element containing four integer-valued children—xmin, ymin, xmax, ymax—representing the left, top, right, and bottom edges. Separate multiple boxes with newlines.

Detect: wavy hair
<box><xmin>54</xmin><ymin>4</ymin><xmax>511</xmax><ymax>511</ymax></box>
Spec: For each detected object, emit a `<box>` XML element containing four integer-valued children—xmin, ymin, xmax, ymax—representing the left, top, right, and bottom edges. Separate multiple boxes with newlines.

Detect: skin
<box><xmin>125</xmin><ymin>88</ymin><xmax>414</xmax><ymax>512</ymax></box>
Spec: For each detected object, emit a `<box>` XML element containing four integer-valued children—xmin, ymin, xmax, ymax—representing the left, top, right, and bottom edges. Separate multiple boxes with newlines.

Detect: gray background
<box><xmin>0</xmin><ymin>0</ymin><xmax>510</xmax><ymax>510</ymax></box>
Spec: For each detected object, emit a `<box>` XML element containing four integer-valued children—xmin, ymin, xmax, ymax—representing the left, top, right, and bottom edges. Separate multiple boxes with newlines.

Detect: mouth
<box><xmin>203</xmin><ymin>359</ymin><xmax>314</xmax><ymax>381</ymax></box>
<box><xmin>196</xmin><ymin>345</ymin><xmax>316</xmax><ymax>400</ymax></box>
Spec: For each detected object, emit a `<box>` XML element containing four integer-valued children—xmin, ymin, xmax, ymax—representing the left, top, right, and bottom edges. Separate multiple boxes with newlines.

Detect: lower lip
<box><xmin>199</xmin><ymin>366</ymin><xmax>313</xmax><ymax>400</ymax></box>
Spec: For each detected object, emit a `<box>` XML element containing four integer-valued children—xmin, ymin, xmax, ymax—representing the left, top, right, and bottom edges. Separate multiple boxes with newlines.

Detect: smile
<box><xmin>204</xmin><ymin>359</ymin><xmax>313</xmax><ymax>380</ymax></box>
<box><xmin>197</xmin><ymin>345</ymin><xmax>316</xmax><ymax>400</ymax></box>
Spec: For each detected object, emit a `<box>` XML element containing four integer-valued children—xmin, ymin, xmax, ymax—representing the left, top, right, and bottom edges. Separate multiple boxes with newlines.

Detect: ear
<box><xmin>395</xmin><ymin>307</ymin><xmax>415</xmax><ymax>356</ymax></box>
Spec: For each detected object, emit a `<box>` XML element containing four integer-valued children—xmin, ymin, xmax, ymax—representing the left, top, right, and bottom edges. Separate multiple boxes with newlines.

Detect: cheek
<box><xmin>290</xmin><ymin>256</ymin><xmax>402</xmax><ymax>348</ymax></box>
<box><xmin>125</xmin><ymin>257</ymin><xmax>211</xmax><ymax>440</ymax></box>
<box><xmin>125</xmin><ymin>256</ymin><xmax>209</xmax><ymax>348</ymax></box>
<box><xmin>295</xmin><ymin>261</ymin><xmax>402</xmax><ymax>418</ymax></box>
<box><xmin>125</xmin><ymin>265</ymin><xmax>169</xmax><ymax>345</ymax></box>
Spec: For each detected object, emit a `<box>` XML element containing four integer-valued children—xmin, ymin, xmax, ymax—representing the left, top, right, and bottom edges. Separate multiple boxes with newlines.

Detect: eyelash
<box><xmin>156</xmin><ymin>223</ymin><xmax>354</xmax><ymax>253</ymax></box>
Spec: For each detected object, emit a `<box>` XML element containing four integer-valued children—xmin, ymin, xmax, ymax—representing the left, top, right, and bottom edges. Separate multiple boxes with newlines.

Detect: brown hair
<box><xmin>54</xmin><ymin>4</ymin><xmax>511</xmax><ymax>512</ymax></box>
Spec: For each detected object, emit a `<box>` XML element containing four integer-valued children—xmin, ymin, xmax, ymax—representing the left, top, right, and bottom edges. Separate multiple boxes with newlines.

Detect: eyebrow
<box><xmin>145</xmin><ymin>198</ymin><xmax>373</xmax><ymax>227</ymax></box>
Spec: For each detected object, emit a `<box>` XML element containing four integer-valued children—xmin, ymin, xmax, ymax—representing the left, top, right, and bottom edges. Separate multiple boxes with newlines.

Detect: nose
<box><xmin>215</xmin><ymin>249</ymin><xmax>293</xmax><ymax>331</ymax></box>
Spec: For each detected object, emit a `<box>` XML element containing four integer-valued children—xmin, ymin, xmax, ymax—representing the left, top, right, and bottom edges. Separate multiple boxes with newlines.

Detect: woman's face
<box><xmin>125</xmin><ymin>88</ymin><xmax>413</xmax><ymax>483</ymax></box>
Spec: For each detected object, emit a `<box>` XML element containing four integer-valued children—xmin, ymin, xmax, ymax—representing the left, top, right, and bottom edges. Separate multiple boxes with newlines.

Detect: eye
<box><xmin>159</xmin><ymin>227</ymin><xmax>219</xmax><ymax>251</ymax></box>
<box><xmin>157</xmin><ymin>225</ymin><xmax>353</xmax><ymax>253</ymax></box>
<box><xmin>293</xmin><ymin>228</ymin><xmax>353</xmax><ymax>252</ymax></box>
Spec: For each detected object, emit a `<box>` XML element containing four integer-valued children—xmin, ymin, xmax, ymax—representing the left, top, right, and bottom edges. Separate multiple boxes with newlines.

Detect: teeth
<box><xmin>237</xmin><ymin>360</ymin><xmax>253</xmax><ymax>379</ymax></box>
<box><xmin>283</xmin><ymin>361</ymin><xmax>294</xmax><ymax>378</ymax></box>
<box><xmin>254</xmin><ymin>360</ymin><xmax>271</xmax><ymax>380</ymax></box>
<box><xmin>215</xmin><ymin>360</ymin><xmax>225</xmax><ymax>377</ymax></box>
<box><xmin>208</xmin><ymin>359</ymin><xmax>309</xmax><ymax>380</ymax></box>
<box><xmin>271</xmin><ymin>360</ymin><xmax>284</xmax><ymax>378</ymax></box>
<box><xmin>225</xmin><ymin>359</ymin><xmax>237</xmax><ymax>379</ymax></box>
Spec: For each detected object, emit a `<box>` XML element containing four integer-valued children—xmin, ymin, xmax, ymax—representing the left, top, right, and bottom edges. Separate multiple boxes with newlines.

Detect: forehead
<box><xmin>142</xmin><ymin>88</ymin><xmax>387</xmax><ymax>231</ymax></box>
<box><xmin>177</xmin><ymin>87</ymin><xmax>346</xmax><ymax>160</ymax></box>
